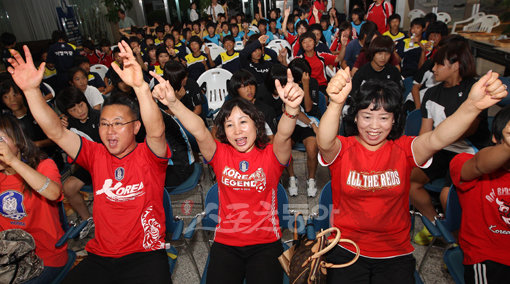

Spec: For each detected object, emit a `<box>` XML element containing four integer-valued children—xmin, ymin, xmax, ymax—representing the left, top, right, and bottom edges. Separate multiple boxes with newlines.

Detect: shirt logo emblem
<box><xmin>115</xmin><ymin>167</ymin><xmax>125</xmax><ymax>181</ymax></box>
<box><xmin>0</xmin><ymin>191</ymin><xmax>27</xmax><ymax>220</ymax></box>
<box><xmin>239</xmin><ymin>161</ymin><xmax>249</xmax><ymax>172</ymax></box>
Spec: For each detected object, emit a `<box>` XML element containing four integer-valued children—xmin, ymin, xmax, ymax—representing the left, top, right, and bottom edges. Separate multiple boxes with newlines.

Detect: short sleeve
<box><xmin>143</xmin><ymin>139</ymin><xmax>171</xmax><ymax>166</ymax></box>
<box><xmin>85</xmin><ymin>86</ymin><xmax>104</xmax><ymax>108</ymax></box>
<box><xmin>205</xmin><ymin>140</ymin><xmax>223</xmax><ymax>165</ymax></box>
<box><xmin>318</xmin><ymin>135</ymin><xmax>344</xmax><ymax>166</ymax></box>
<box><xmin>322</xmin><ymin>53</ymin><xmax>338</xmax><ymax>66</ymax></box>
<box><xmin>72</xmin><ymin>137</ymin><xmax>98</xmax><ymax>171</ymax></box>
<box><xmin>420</xmin><ymin>89</ymin><xmax>433</xmax><ymax>118</ymax></box>
<box><xmin>450</xmin><ymin>152</ymin><xmax>477</xmax><ymax>192</ymax></box>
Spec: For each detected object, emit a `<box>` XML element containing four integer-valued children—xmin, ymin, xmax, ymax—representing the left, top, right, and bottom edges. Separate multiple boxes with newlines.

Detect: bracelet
<box><xmin>283</xmin><ymin>110</ymin><xmax>298</xmax><ymax>119</ymax></box>
<box><xmin>36</xmin><ymin>177</ymin><xmax>50</xmax><ymax>194</ymax></box>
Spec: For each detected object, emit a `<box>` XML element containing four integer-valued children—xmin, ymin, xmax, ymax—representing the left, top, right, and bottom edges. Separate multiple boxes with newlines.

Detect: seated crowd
<box><xmin>0</xmin><ymin>0</ymin><xmax>509</xmax><ymax>283</ymax></box>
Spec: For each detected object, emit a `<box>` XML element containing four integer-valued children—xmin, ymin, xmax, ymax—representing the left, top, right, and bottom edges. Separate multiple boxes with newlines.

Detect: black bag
<box><xmin>0</xmin><ymin>229</ymin><xmax>44</xmax><ymax>284</ymax></box>
<box><xmin>279</xmin><ymin>214</ymin><xmax>360</xmax><ymax>284</ymax></box>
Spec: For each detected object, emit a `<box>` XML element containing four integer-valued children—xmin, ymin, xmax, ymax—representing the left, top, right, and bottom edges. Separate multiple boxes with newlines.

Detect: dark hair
<box><xmin>223</xmin><ymin>35</ymin><xmax>235</xmax><ymax>44</ymax></box>
<box><xmin>163</xmin><ymin>60</ymin><xmax>188</xmax><ymax>90</ymax></box>
<box><xmin>55</xmin><ymin>87</ymin><xmax>89</xmax><ymax>115</ymax></box>
<box><xmin>0</xmin><ymin>77</ymin><xmax>27</xmax><ymax>111</ymax></box>
<box><xmin>68</xmin><ymin>66</ymin><xmax>87</xmax><ymax>82</ymax></box>
<box><xmin>320</xmin><ymin>15</ymin><xmax>330</xmax><ymax>23</ymax></box>
<box><xmin>214</xmin><ymin>97</ymin><xmax>269</xmax><ymax>149</ymax></box>
<box><xmin>206</xmin><ymin>21</ymin><xmax>216</xmax><ymax>30</ymax></box>
<box><xmin>51</xmin><ymin>30</ymin><xmax>67</xmax><ymax>42</ymax></box>
<box><xmin>103</xmin><ymin>92</ymin><xmax>140</xmax><ymax>120</ymax></box>
<box><xmin>299</xmin><ymin>31</ymin><xmax>317</xmax><ymax>47</ymax></box>
<box><xmin>288</xmin><ymin>58</ymin><xmax>311</xmax><ymax>83</ymax></box>
<box><xmin>129</xmin><ymin>36</ymin><xmax>140</xmax><ymax>45</ymax></box>
<box><xmin>338</xmin><ymin>21</ymin><xmax>352</xmax><ymax>33</ymax></box>
<box><xmin>112</xmin><ymin>47</ymin><xmax>121</xmax><ymax>55</ymax></box>
<box><xmin>359</xmin><ymin>21</ymin><xmax>379</xmax><ymax>42</ymax></box>
<box><xmin>350</xmin><ymin>7</ymin><xmax>365</xmax><ymax>21</ymax></box>
<box><xmin>189</xmin><ymin>36</ymin><xmax>203</xmax><ymax>46</ymax></box>
<box><xmin>228</xmin><ymin>69</ymin><xmax>257</xmax><ymax>96</ymax></box>
<box><xmin>344</xmin><ymin>80</ymin><xmax>405</xmax><ymax>140</ymax></box>
<box><xmin>367</xmin><ymin>36</ymin><xmax>394</xmax><ymax>61</ymax></box>
<box><xmin>156</xmin><ymin>45</ymin><xmax>169</xmax><ymax>58</ymax></box>
<box><xmin>258</xmin><ymin>19</ymin><xmax>268</xmax><ymax>27</ymax></box>
<box><xmin>0</xmin><ymin>32</ymin><xmax>16</xmax><ymax>46</ymax></box>
<box><xmin>295</xmin><ymin>20</ymin><xmax>309</xmax><ymax>31</ymax></box>
<box><xmin>432</xmin><ymin>35</ymin><xmax>477</xmax><ymax>80</ymax></box>
<box><xmin>492</xmin><ymin>105</ymin><xmax>510</xmax><ymax>143</ymax></box>
<box><xmin>427</xmin><ymin>21</ymin><xmax>449</xmax><ymax>37</ymax></box>
<box><xmin>265</xmin><ymin>64</ymin><xmax>287</xmax><ymax>94</ymax></box>
<box><xmin>99</xmin><ymin>39</ymin><xmax>111</xmax><ymax>48</ymax></box>
<box><xmin>424</xmin><ymin>12</ymin><xmax>437</xmax><ymax>24</ymax></box>
<box><xmin>82</xmin><ymin>40</ymin><xmax>95</xmax><ymax>51</ymax></box>
<box><xmin>118</xmin><ymin>9</ymin><xmax>126</xmax><ymax>15</ymax></box>
<box><xmin>74</xmin><ymin>56</ymin><xmax>90</xmax><ymax>67</ymax></box>
<box><xmin>410</xmin><ymin>17</ymin><xmax>426</xmax><ymax>29</ymax></box>
<box><xmin>0</xmin><ymin>114</ymin><xmax>47</xmax><ymax>191</ymax></box>
<box><xmin>388</xmin><ymin>13</ymin><xmax>401</xmax><ymax>23</ymax></box>
<box><xmin>156</xmin><ymin>26</ymin><xmax>165</xmax><ymax>34</ymax></box>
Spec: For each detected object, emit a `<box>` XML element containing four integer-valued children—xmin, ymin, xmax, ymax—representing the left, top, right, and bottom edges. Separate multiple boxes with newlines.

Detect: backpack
<box><xmin>0</xmin><ymin>229</ymin><xmax>44</xmax><ymax>284</ymax></box>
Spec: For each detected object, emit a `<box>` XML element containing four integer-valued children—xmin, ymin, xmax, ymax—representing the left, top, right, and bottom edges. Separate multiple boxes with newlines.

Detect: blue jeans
<box><xmin>23</xmin><ymin>265</ymin><xmax>65</xmax><ymax>284</ymax></box>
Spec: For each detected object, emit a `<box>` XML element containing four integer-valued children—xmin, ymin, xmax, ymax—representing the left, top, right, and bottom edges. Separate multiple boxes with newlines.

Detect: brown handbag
<box><xmin>278</xmin><ymin>214</ymin><xmax>360</xmax><ymax>284</ymax></box>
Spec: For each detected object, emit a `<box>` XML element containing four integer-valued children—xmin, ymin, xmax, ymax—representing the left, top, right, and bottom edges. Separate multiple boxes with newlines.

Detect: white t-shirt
<box><xmin>204</xmin><ymin>4</ymin><xmax>224</xmax><ymax>22</ymax></box>
<box><xmin>84</xmin><ymin>85</ymin><xmax>104</xmax><ymax>109</ymax></box>
<box><xmin>190</xmin><ymin>9</ymin><xmax>199</xmax><ymax>22</ymax></box>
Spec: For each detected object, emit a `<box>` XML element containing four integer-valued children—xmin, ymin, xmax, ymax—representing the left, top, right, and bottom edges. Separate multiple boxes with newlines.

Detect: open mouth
<box><xmin>235</xmin><ymin>137</ymin><xmax>247</xmax><ymax>147</ymax></box>
<box><xmin>367</xmin><ymin>131</ymin><xmax>381</xmax><ymax>140</ymax></box>
<box><xmin>108</xmin><ymin>139</ymin><xmax>118</xmax><ymax>148</ymax></box>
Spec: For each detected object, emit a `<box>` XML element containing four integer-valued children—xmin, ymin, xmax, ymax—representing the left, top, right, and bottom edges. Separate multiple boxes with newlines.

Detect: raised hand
<box><xmin>275</xmin><ymin>69</ymin><xmax>304</xmax><ymax>109</ymax></box>
<box><xmin>259</xmin><ymin>35</ymin><xmax>269</xmax><ymax>45</ymax></box>
<box><xmin>340</xmin><ymin>31</ymin><xmax>349</xmax><ymax>46</ymax></box>
<box><xmin>326</xmin><ymin>67</ymin><xmax>351</xmax><ymax>105</ymax></box>
<box><xmin>468</xmin><ymin>70</ymin><xmax>508</xmax><ymax>110</ymax></box>
<box><xmin>149</xmin><ymin>71</ymin><xmax>177</xmax><ymax>107</ymax></box>
<box><xmin>302</xmin><ymin>72</ymin><xmax>310</xmax><ymax>85</ymax></box>
<box><xmin>204</xmin><ymin>45</ymin><xmax>211</xmax><ymax>55</ymax></box>
<box><xmin>7</xmin><ymin>46</ymin><xmax>44</xmax><ymax>92</ymax></box>
<box><xmin>111</xmin><ymin>41</ymin><xmax>145</xmax><ymax>89</ymax></box>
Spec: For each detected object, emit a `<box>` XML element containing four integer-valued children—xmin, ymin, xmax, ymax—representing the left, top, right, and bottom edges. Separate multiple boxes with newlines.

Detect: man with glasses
<box><xmin>7</xmin><ymin>41</ymin><xmax>172</xmax><ymax>283</ymax></box>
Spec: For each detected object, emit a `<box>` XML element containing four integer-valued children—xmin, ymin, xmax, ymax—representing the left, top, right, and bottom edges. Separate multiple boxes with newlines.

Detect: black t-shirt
<box><xmin>396</xmin><ymin>40</ymin><xmax>422</xmax><ymax>78</ymax></box>
<box><xmin>67</xmin><ymin>108</ymin><xmax>101</xmax><ymax>142</ymax></box>
<box><xmin>302</xmin><ymin>78</ymin><xmax>321</xmax><ymax>118</ymax></box>
<box><xmin>256</xmin><ymin>84</ymin><xmax>283</xmax><ymax>117</ymax></box>
<box><xmin>254</xmin><ymin>99</ymin><xmax>277</xmax><ymax>134</ymax></box>
<box><xmin>421</xmin><ymin>77</ymin><xmax>490</xmax><ymax>150</ymax></box>
<box><xmin>47</xmin><ymin>42</ymin><xmax>75</xmax><ymax>73</ymax></box>
<box><xmin>351</xmin><ymin>62</ymin><xmax>403</xmax><ymax>96</ymax></box>
<box><xmin>240</xmin><ymin>40</ymin><xmax>273</xmax><ymax>85</ymax></box>
<box><xmin>181</xmin><ymin>80</ymin><xmax>204</xmax><ymax>116</ymax></box>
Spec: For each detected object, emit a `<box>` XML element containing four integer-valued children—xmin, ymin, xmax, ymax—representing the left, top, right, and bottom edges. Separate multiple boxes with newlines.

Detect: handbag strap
<box><xmin>322</xmin><ymin>238</ymin><xmax>361</xmax><ymax>268</ymax></box>
<box><xmin>293</xmin><ymin>212</ymin><xmax>303</xmax><ymax>241</ymax></box>
<box><xmin>310</xmin><ymin>227</ymin><xmax>341</xmax><ymax>259</ymax></box>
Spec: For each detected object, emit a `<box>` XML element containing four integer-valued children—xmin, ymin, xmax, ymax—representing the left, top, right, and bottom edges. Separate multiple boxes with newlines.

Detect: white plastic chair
<box><xmin>110</xmin><ymin>45</ymin><xmax>118</xmax><ymax>51</ymax></box>
<box><xmin>234</xmin><ymin>41</ymin><xmax>244</xmax><ymax>51</ymax></box>
<box><xmin>248</xmin><ymin>25</ymin><xmax>260</xmax><ymax>34</ymax></box>
<box><xmin>408</xmin><ymin>9</ymin><xmax>426</xmax><ymax>22</ymax></box>
<box><xmin>196</xmin><ymin>68</ymin><xmax>232</xmax><ymax>117</ymax></box>
<box><xmin>42</xmin><ymin>82</ymin><xmax>55</xmax><ymax>102</ymax></box>
<box><xmin>90</xmin><ymin>64</ymin><xmax>108</xmax><ymax>80</ymax></box>
<box><xmin>463</xmin><ymin>14</ymin><xmax>500</xmax><ymax>33</ymax></box>
<box><xmin>201</xmin><ymin>43</ymin><xmax>226</xmax><ymax>61</ymax></box>
<box><xmin>266</xmin><ymin>39</ymin><xmax>293</xmax><ymax>61</ymax></box>
<box><xmin>451</xmin><ymin>12</ymin><xmax>486</xmax><ymax>34</ymax></box>
<box><xmin>436</xmin><ymin>12</ymin><xmax>452</xmax><ymax>25</ymax></box>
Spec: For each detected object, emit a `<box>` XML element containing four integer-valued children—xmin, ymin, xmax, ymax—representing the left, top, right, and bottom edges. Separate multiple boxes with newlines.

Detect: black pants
<box><xmin>63</xmin><ymin>250</ymin><xmax>171</xmax><ymax>284</ymax></box>
<box><xmin>465</xmin><ymin>260</ymin><xmax>510</xmax><ymax>284</ymax></box>
<box><xmin>206</xmin><ymin>240</ymin><xmax>283</xmax><ymax>284</ymax></box>
<box><xmin>325</xmin><ymin>245</ymin><xmax>415</xmax><ymax>284</ymax></box>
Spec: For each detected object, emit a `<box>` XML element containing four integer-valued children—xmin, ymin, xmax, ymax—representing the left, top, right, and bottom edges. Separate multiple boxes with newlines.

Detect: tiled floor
<box><xmin>69</xmin><ymin>150</ymin><xmax>455</xmax><ymax>284</ymax></box>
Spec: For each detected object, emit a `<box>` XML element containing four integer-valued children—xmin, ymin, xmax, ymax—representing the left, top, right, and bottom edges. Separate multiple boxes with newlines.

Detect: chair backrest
<box><xmin>405</xmin><ymin>109</ymin><xmax>422</xmax><ymax>136</ymax></box>
<box><xmin>248</xmin><ymin>25</ymin><xmax>260</xmax><ymax>34</ymax></box>
<box><xmin>196</xmin><ymin>68</ymin><xmax>233</xmax><ymax>113</ymax></box>
<box><xmin>463</xmin><ymin>14</ymin><xmax>500</xmax><ymax>33</ymax></box>
<box><xmin>436</xmin><ymin>12</ymin><xmax>452</xmax><ymax>25</ymax></box>
<box><xmin>201</xmin><ymin>42</ymin><xmax>225</xmax><ymax>61</ymax></box>
<box><xmin>443</xmin><ymin>186</ymin><xmax>462</xmax><ymax>232</ymax></box>
<box><xmin>234</xmin><ymin>41</ymin><xmax>244</xmax><ymax>51</ymax></box>
<box><xmin>266</xmin><ymin>39</ymin><xmax>293</xmax><ymax>61</ymax></box>
<box><xmin>451</xmin><ymin>12</ymin><xmax>486</xmax><ymax>34</ymax></box>
<box><xmin>314</xmin><ymin>181</ymin><xmax>333</xmax><ymax>231</ymax></box>
<box><xmin>408</xmin><ymin>9</ymin><xmax>426</xmax><ymax>21</ymax></box>
<box><xmin>163</xmin><ymin>189</ymin><xmax>181</xmax><ymax>234</ymax></box>
<box><xmin>90</xmin><ymin>64</ymin><xmax>108</xmax><ymax>80</ymax></box>
<box><xmin>42</xmin><ymin>82</ymin><xmax>55</xmax><ymax>101</ymax></box>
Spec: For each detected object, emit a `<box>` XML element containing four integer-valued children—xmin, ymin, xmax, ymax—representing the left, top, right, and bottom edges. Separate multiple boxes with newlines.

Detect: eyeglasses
<box><xmin>98</xmin><ymin>120</ymin><xmax>138</xmax><ymax>129</ymax></box>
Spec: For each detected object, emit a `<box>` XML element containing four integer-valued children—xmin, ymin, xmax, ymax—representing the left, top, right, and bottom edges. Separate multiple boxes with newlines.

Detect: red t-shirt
<box><xmin>72</xmin><ymin>137</ymin><xmax>171</xmax><ymax>257</ymax></box>
<box><xmin>285</xmin><ymin>34</ymin><xmax>301</xmax><ymax>57</ymax></box>
<box><xmin>330</xmin><ymin>36</ymin><xmax>350</xmax><ymax>53</ymax></box>
<box><xmin>308</xmin><ymin>1</ymin><xmax>326</xmax><ymax>25</ymax></box>
<box><xmin>0</xmin><ymin>159</ymin><xmax>67</xmax><ymax>267</ymax></box>
<box><xmin>450</xmin><ymin>153</ymin><xmax>510</xmax><ymax>266</ymax></box>
<box><xmin>319</xmin><ymin>135</ymin><xmax>429</xmax><ymax>258</ymax></box>
<box><xmin>301</xmin><ymin>52</ymin><xmax>337</xmax><ymax>86</ymax></box>
<box><xmin>98</xmin><ymin>52</ymin><xmax>113</xmax><ymax>68</ymax></box>
<box><xmin>208</xmin><ymin>141</ymin><xmax>286</xmax><ymax>246</ymax></box>
<box><xmin>366</xmin><ymin>1</ymin><xmax>393</xmax><ymax>35</ymax></box>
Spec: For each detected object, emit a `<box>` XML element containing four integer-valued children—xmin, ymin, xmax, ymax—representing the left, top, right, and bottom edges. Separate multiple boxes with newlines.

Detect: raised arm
<box><xmin>8</xmin><ymin>46</ymin><xmax>81</xmax><ymax>159</ymax></box>
<box><xmin>413</xmin><ymin>71</ymin><xmax>508</xmax><ymax>165</ymax></box>
<box><xmin>281</xmin><ymin>7</ymin><xmax>291</xmax><ymax>38</ymax></box>
<box><xmin>111</xmin><ymin>41</ymin><xmax>167</xmax><ymax>157</ymax></box>
<box><xmin>317</xmin><ymin>67</ymin><xmax>351</xmax><ymax>163</ymax></box>
<box><xmin>150</xmin><ymin>73</ymin><xmax>216</xmax><ymax>161</ymax></box>
<box><xmin>273</xmin><ymin>69</ymin><xmax>304</xmax><ymax>164</ymax></box>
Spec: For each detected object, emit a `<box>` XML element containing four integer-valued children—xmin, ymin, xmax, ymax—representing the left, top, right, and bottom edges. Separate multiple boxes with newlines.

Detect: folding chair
<box><xmin>197</xmin><ymin>68</ymin><xmax>233</xmax><ymax>121</ymax></box>
<box><xmin>451</xmin><ymin>12</ymin><xmax>486</xmax><ymax>34</ymax></box>
<box><xmin>408</xmin><ymin>9</ymin><xmax>426</xmax><ymax>22</ymax></box>
<box><xmin>201</xmin><ymin>43</ymin><xmax>225</xmax><ymax>61</ymax></box>
<box><xmin>436</xmin><ymin>12</ymin><xmax>452</xmax><ymax>25</ymax></box>
<box><xmin>462</xmin><ymin>14</ymin><xmax>500</xmax><ymax>33</ymax></box>
<box><xmin>266</xmin><ymin>39</ymin><xmax>293</xmax><ymax>61</ymax></box>
<box><xmin>90</xmin><ymin>64</ymin><xmax>108</xmax><ymax>80</ymax></box>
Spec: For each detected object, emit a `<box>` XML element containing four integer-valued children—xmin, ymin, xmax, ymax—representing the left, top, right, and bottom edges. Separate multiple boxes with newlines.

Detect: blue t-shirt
<box><xmin>203</xmin><ymin>34</ymin><xmax>221</xmax><ymax>46</ymax></box>
<box><xmin>322</xmin><ymin>26</ymin><xmax>334</xmax><ymax>47</ymax></box>
<box><xmin>351</xmin><ymin>21</ymin><xmax>365</xmax><ymax>36</ymax></box>
<box><xmin>344</xmin><ymin>38</ymin><xmax>362</xmax><ymax>69</ymax></box>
